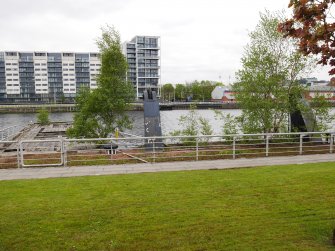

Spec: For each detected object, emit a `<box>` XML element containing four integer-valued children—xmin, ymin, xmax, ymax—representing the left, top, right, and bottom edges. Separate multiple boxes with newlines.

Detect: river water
<box><xmin>0</xmin><ymin>110</ymin><xmax>242</xmax><ymax>136</ymax></box>
<box><xmin>1</xmin><ymin>108</ymin><xmax>335</xmax><ymax>136</ymax></box>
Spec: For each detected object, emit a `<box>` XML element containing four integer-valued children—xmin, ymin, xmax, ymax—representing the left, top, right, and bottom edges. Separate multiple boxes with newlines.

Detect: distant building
<box><xmin>123</xmin><ymin>36</ymin><xmax>160</xmax><ymax>99</ymax></box>
<box><xmin>211</xmin><ymin>86</ymin><xmax>225</xmax><ymax>100</ymax></box>
<box><xmin>1</xmin><ymin>36</ymin><xmax>161</xmax><ymax>103</ymax></box>
<box><xmin>211</xmin><ymin>83</ymin><xmax>335</xmax><ymax>102</ymax></box>
<box><xmin>304</xmin><ymin>86</ymin><xmax>335</xmax><ymax>100</ymax></box>
<box><xmin>0</xmin><ymin>51</ymin><xmax>100</xmax><ymax>103</ymax></box>
<box><xmin>300</xmin><ymin>77</ymin><xmax>329</xmax><ymax>87</ymax></box>
<box><xmin>211</xmin><ymin>85</ymin><xmax>235</xmax><ymax>102</ymax></box>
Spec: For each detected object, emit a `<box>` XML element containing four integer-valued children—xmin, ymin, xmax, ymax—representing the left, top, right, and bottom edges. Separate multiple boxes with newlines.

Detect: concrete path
<box><xmin>0</xmin><ymin>154</ymin><xmax>334</xmax><ymax>181</ymax></box>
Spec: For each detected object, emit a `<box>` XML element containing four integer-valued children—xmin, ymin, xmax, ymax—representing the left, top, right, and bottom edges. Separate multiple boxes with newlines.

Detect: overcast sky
<box><xmin>0</xmin><ymin>0</ymin><xmax>331</xmax><ymax>84</ymax></box>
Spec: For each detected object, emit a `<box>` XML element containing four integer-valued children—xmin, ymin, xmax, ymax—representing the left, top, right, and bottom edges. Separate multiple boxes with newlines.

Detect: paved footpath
<box><xmin>0</xmin><ymin>154</ymin><xmax>334</xmax><ymax>181</ymax></box>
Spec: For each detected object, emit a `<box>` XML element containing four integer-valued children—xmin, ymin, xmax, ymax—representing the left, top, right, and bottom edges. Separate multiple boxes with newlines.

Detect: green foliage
<box><xmin>173</xmin><ymin>81</ymin><xmax>219</xmax><ymax>101</ymax></box>
<box><xmin>171</xmin><ymin>104</ymin><xmax>213</xmax><ymax>144</ymax></box>
<box><xmin>214</xmin><ymin>111</ymin><xmax>239</xmax><ymax>143</ymax></box>
<box><xmin>189</xmin><ymin>80</ymin><xmax>217</xmax><ymax>101</ymax></box>
<box><xmin>234</xmin><ymin>10</ymin><xmax>314</xmax><ymax>134</ymax></box>
<box><xmin>199</xmin><ymin>117</ymin><xmax>213</xmax><ymax>136</ymax></box>
<box><xmin>214</xmin><ymin>111</ymin><xmax>238</xmax><ymax>136</ymax></box>
<box><xmin>175</xmin><ymin>84</ymin><xmax>186</xmax><ymax>101</ymax></box>
<box><xmin>36</xmin><ymin>108</ymin><xmax>50</xmax><ymax>125</ymax></box>
<box><xmin>67</xmin><ymin>26</ymin><xmax>135</xmax><ymax>138</ymax></box>
<box><xmin>161</xmin><ymin>83</ymin><xmax>175</xmax><ymax>101</ymax></box>
<box><xmin>310</xmin><ymin>94</ymin><xmax>335</xmax><ymax>131</ymax></box>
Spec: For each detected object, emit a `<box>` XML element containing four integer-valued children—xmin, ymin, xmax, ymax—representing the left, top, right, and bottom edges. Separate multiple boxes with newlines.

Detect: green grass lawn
<box><xmin>0</xmin><ymin>163</ymin><xmax>335</xmax><ymax>250</ymax></box>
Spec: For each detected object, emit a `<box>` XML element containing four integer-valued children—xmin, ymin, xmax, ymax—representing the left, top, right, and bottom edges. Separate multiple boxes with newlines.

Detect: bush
<box><xmin>37</xmin><ymin>108</ymin><xmax>50</xmax><ymax>125</ymax></box>
<box><xmin>170</xmin><ymin>104</ymin><xmax>213</xmax><ymax>145</ymax></box>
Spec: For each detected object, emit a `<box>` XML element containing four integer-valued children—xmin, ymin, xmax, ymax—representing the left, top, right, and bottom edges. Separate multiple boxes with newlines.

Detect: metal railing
<box><xmin>0</xmin><ymin>140</ymin><xmax>20</xmax><ymax>169</ymax></box>
<box><xmin>0</xmin><ymin>131</ymin><xmax>334</xmax><ymax>169</ymax></box>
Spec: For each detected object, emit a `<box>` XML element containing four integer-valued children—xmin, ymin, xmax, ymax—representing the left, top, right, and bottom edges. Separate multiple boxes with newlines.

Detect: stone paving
<box><xmin>0</xmin><ymin>154</ymin><xmax>334</xmax><ymax>181</ymax></box>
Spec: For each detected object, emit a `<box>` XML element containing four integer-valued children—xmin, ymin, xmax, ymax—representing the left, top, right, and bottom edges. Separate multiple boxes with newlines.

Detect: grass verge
<box><xmin>0</xmin><ymin>163</ymin><xmax>335</xmax><ymax>250</ymax></box>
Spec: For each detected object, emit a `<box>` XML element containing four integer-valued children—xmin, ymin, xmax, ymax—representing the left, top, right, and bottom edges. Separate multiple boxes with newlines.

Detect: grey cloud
<box><xmin>0</xmin><ymin>0</ymin><xmax>132</xmax><ymax>21</ymax></box>
<box><xmin>0</xmin><ymin>0</ymin><xmax>330</xmax><ymax>84</ymax></box>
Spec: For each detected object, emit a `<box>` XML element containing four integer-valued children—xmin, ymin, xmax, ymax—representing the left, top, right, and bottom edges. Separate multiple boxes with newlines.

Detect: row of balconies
<box><xmin>137</xmin><ymin>64</ymin><xmax>159</xmax><ymax>68</ymax></box>
<box><xmin>137</xmin><ymin>44</ymin><xmax>158</xmax><ymax>49</ymax></box>
<box><xmin>137</xmin><ymin>54</ymin><xmax>159</xmax><ymax>59</ymax></box>
<box><xmin>138</xmin><ymin>74</ymin><xmax>160</xmax><ymax>78</ymax></box>
<box><xmin>127</xmin><ymin>44</ymin><xmax>136</xmax><ymax>49</ymax></box>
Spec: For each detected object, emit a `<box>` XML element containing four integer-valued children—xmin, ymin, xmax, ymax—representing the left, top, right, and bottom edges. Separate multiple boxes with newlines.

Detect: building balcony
<box><xmin>137</xmin><ymin>44</ymin><xmax>159</xmax><ymax>49</ymax></box>
<box><xmin>138</xmin><ymin>75</ymin><xmax>160</xmax><ymax>78</ymax></box>
<box><xmin>138</xmin><ymin>85</ymin><xmax>158</xmax><ymax>89</ymax></box>
<box><xmin>141</xmin><ymin>55</ymin><xmax>159</xmax><ymax>59</ymax></box>
<box><xmin>138</xmin><ymin>65</ymin><xmax>160</xmax><ymax>68</ymax></box>
<box><xmin>127</xmin><ymin>44</ymin><xmax>136</xmax><ymax>49</ymax></box>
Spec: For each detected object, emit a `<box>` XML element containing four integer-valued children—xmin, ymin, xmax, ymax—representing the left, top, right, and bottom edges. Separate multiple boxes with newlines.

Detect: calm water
<box><xmin>2</xmin><ymin>108</ymin><xmax>335</xmax><ymax>136</ymax></box>
<box><xmin>0</xmin><ymin>110</ymin><xmax>242</xmax><ymax>136</ymax></box>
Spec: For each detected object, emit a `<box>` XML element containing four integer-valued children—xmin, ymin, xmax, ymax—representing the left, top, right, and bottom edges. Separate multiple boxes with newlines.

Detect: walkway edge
<box><xmin>0</xmin><ymin>154</ymin><xmax>334</xmax><ymax>181</ymax></box>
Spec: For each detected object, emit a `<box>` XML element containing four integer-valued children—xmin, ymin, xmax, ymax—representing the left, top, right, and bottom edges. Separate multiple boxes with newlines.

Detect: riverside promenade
<box><xmin>0</xmin><ymin>154</ymin><xmax>334</xmax><ymax>181</ymax></box>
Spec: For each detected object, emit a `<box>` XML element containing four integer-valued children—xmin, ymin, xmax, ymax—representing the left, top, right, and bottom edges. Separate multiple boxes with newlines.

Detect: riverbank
<box><xmin>0</xmin><ymin>102</ymin><xmax>239</xmax><ymax>113</ymax></box>
<box><xmin>0</xmin><ymin>103</ymin><xmax>141</xmax><ymax>113</ymax></box>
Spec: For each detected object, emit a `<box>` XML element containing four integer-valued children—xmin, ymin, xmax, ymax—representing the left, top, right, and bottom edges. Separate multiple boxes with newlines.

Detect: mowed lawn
<box><xmin>0</xmin><ymin>163</ymin><xmax>335</xmax><ymax>250</ymax></box>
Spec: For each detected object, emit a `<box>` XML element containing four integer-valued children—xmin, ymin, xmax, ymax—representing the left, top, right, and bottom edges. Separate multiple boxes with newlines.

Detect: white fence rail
<box><xmin>0</xmin><ymin>131</ymin><xmax>334</xmax><ymax>169</ymax></box>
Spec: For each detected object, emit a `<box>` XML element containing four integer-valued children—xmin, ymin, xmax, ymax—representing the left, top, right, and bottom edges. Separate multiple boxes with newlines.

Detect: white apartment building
<box><xmin>0</xmin><ymin>51</ymin><xmax>101</xmax><ymax>103</ymax></box>
<box><xmin>0</xmin><ymin>36</ymin><xmax>160</xmax><ymax>103</ymax></box>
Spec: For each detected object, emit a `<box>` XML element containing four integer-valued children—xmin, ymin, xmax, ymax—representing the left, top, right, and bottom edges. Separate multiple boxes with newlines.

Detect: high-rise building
<box><xmin>0</xmin><ymin>51</ymin><xmax>100</xmax><ymax>103</ymax></box>
<box><xmin>123</xmin><ymin>36</ymin><xmax>160</xmax><ymax>98</ymax></box>
<box><xmin>0</xmin><ymin>36</ymin><xmax>160</xmax><ymax>103</ymax></box>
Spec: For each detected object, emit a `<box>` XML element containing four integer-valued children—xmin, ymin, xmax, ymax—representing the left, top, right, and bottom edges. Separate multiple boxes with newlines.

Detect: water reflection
<box><xmin>1</xmin><ymin>109</ymin><xmax>333</xmax><ymax>136</ymax></box>
<box><xmin>0</xmin><ymin>110</ymin><xmax>243</xmax><ymax>136</ymax></box>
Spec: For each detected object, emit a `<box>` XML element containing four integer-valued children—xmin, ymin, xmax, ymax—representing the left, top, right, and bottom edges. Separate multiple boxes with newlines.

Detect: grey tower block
<box><xmin>143</xmin><ymin>90</ymin><xmax>163</xmax><ymax>151</ymax></box>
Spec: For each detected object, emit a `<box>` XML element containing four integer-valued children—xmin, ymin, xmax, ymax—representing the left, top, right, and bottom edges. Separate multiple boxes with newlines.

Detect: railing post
<box><xmin>299</xmin><ymin>134</ymin><xmax>303</xmax><ymax>155</ymax></box>
<box><xmin>19</xmin><ymin>141</ymin><xmax>24</xmax><ymax>168</ymax></box>
<box><xmin>266</xmin><ymin>135</ymin><xmax>269</xmax><ymax>157</ymax></box>
<box><xmin>233</xmin><ymin>137</ymin><xmax>236</xmax><ymax>159</ymax></box>
<box><xmin>196</xmin><ymin>137</ymin><xmax>199</xmax><ymax>161</ymax></box>
<box><xmin>17</xmin><ymin>142</ymin><xmax>21</xmax><ymax>168</ymax></box>
<box><xmin>152</xmin><ymin>138</ymin><xmax>156</xmax><ymax>164</ymax></box>
<box><xmin>330</xmin><ymin>134</ymin><xmax>334</xmax><ymax>154</ymax></box>
<box><xmin>61</xmin><ymin>138</ymin><xmax>66</xmax><ymax>167</ymax></box>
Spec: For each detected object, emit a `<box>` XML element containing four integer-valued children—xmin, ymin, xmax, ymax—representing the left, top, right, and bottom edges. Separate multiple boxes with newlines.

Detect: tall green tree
<box><xmin>199</xmin><ymin>80</ymin><xmax>217</xmax><ymax>101</ymax></box>
<box><xmin>175</xmin><ymin>84</ymin><xmax>186</xmax><ymax>101</ymax></box>
<box><xmin>67</xmin><ymin>26</ymin><xmax>135</xmax><ymax>138</ymax></box>
<box><xmin>190</xmin><ymin>81</ymin><xmax>201</xmax><ymax>101</ymax></box>
<box><xmin>173</xmin><ymin>81</ymin><xmax>223</xmax><ymax>102</ymax></box>
<box><xmin>161</xmin><ymin>83</ymin><xmax>175</xmax><ymax>101</ymax></box>
<box><xmin>234</xmin><ymin>11</ymin><xmax>313</xmax><ymax>134</ymax></box>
